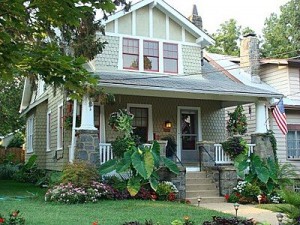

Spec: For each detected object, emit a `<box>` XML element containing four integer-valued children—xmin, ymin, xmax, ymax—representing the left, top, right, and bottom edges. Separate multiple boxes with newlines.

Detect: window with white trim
<box><xmin>27</xmin><ymin>115</ymin><xmax>34</xmax><ymax>153</ymax></box>
<box><xmin>294</xmin><ymin>181</ymin><xmax>300</xmax><ymax>192</ymax></box>
<box><xmin>123</xmin><ymin>38</ymin><xmax>139</xmax><ymax>70</ymax></box>
<box><xmin>143</xmin><ymin>40</ymin><xmax>159</xmax><ymax>71</ymax></box>
<box><xmin>122</xmin><ymin>38</ymin><xmax>179</xmax><ymax>74</ymax></box>
<box><xmin>130</xmin><ymin>107</ymin><xmax>149</xmax><ymax>143</ymax></box>
<box><xmin>163</xmin><ymin>43</ymin><xmax>178</xmax><ymax>73</ymax></box>
<box><xmin>46</xmin><ymin>111</ymin><xmax>51</xmax><ymax>151</ymax></box>
<box><xmin>287</xmin><ymin>130</ymin><xmax>300</xmax><ymax>159</ymax></box>
<box><xmin>57</xmin><ymin>104</ymin><xmax>63</xmax><ymax>150</ymax></box>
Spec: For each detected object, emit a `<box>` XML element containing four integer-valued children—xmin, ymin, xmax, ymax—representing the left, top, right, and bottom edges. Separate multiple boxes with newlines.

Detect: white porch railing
<box><xmin>99</xmin><ymin>143</ymin><xmax>113</xmax><ymax>165</ymax></box>
<box><xmin>213</xmin><ymin>143</ymin><xmax>255</xmax><ymax>165</ymax></box>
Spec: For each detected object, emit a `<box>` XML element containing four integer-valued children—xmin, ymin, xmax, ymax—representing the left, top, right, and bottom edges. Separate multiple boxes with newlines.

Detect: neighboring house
<box><xmin>210</xmin><ymin>34</ymin><xmax>300</xmax><ymax>172</ymax></box>
<box><xmin>0</xmin><ymin>133</ymin><xmax>14</xmax><ymax>148</ymax></box>
<box><xmin>19</xmin><ymin>0</ymin><xmax>281</xmax><ymax>173</ymax></box>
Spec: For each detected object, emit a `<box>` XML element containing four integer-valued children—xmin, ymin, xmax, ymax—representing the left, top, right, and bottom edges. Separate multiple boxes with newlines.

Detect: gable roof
<box><xmin>104</xmin><ymin>0</ymin><xmax>214</xmax><ymax>46</ymax></box>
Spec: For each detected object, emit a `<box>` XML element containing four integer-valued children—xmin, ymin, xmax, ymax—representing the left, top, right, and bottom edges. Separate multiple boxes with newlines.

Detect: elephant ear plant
<box><xmin>99</xmin><ymin>109</ymin><xmax>179</xmax><ymax>196</ymax></box>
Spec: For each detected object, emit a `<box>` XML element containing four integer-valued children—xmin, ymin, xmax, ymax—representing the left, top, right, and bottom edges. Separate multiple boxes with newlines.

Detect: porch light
<box><xmin>276</xmin><ymin>213</ymin><xmax>284</xmax><ymax>225</ymax></box>
<box><xmin>233</xmin><ymin>202</ymin><xmax>239</xmax><ymax>218</ymax></box>
<box><xmin>164</xmin><ymin>120</ymin><xmax>172</xmax><ymax>128</ymax></box>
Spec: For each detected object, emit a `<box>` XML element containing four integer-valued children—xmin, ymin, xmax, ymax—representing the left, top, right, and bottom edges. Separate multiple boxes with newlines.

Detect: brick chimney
<box><xmin>188</xmin><ymin>4</ymin><xmax>202</xmax><ymax>30</ymax></box>
<box><xmin>240</xmin><ymin>33</ymin><xmax>261</xmax><ymax>83</ymax></box>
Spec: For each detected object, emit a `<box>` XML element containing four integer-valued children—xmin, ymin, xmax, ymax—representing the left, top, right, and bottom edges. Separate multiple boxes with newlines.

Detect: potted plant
<box><xmin>226</xmin><ymin>105</ymin><xmax>247</xmax><ymax>136</ymax></box>
<box><xmin>221</xmin><ymin>136</ymin><xmax>247</xmax><ymax>160</ymax></box>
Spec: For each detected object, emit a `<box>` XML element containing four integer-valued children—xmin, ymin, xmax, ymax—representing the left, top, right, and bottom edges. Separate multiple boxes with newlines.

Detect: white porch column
<box><xmin>78</xmin><ymin>95</ymin><xmax>97</xmax><ymax>130</ymax></box>
<box><xmin>255</xmin><ymin>100</ymin><xmax>267</xmax><ymax>133</ymax></box>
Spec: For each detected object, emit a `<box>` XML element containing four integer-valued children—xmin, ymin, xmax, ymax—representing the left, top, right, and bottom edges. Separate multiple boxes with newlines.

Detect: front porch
<box><xmin>70</xmin><ymin>94</ymin><xmax>267</xmax><ymax>168</ymax></box>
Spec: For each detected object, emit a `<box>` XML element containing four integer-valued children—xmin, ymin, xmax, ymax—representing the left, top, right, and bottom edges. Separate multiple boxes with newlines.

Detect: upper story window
<box><xmin>143</xmin><ymin>41</ymin><xmax>159</xmax><ymax>72</ymax></box>
<box><xmin>123</xmin><ymin>38</ymin><xmax>139</xmax><ymax>70</ymax></box>
<box><xmin>163</xmin><ymin>43</ymin><xmax>178</xmax><ymax>73</ymax></box>
<box><xmin>287</xmin><ymin>130</ymin><xmax>300</xmax><ymax>159</ymax></box>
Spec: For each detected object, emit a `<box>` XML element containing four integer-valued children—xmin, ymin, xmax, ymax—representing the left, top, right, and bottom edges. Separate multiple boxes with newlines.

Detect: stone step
<box><xmin>186</xmin><ymin>172</ymin><xmax>208</xmax><ymax>179</ymax></box>
<box><xmin>186</xmin><ymin>183</ymin><xmax>217</xmax><ymax>191</ymax></box>
<box><xmin>188</xmin><ymin>196</ymin><xmax>225</xmax><ymax>204</ymax></box>
<box><xmin>186</xmin><ymin>178</ymin><xmax>214</xmax><ymax>185</ymax></box>
<box><xmin>186</xmin><ymin>190</ymin><xmax>219</xmax><ymax>198</ymax></box>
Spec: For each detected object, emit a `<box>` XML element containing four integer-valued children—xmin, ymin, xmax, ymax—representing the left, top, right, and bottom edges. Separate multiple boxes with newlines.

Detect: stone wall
<box><xmin>251</xmin><ymin>133</ymin><xmax>274</xmax><ymax>160</ymax></box>
<box><xmin>198</xmin><ymin>141</ymin><xmax>237</xmax><ymax>196</ymax></box>
<box><xmin>171</xmin><ymin>168</ymin><xmax>186</xmax><ymax>199</ymax></box>
<box><xmin>75</xmin><ymin>130</ymin><xmax>100</xmax><ymax>165</ymax></box>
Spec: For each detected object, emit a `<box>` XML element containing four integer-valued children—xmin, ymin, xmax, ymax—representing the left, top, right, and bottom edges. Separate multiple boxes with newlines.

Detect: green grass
<box><xmin>0</xmin><ymin>180</ymin><xmax>232</xmax><ymax>225</ymax></box>
<box><xmin>256</xmin><ymin>203</ymin><xmax>291</xmax><ymax>212</ymax></box>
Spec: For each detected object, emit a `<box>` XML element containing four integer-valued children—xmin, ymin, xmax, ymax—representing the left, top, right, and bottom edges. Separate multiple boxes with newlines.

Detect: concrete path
<box><xmin>199</xmin><ymin>203</ymin><xmax>279</xmax><ymax>225</ymax></box>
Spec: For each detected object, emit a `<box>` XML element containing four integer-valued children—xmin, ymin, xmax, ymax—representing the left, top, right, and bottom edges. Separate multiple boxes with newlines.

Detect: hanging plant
<box><xmin>226</xmin><ymin>105</ymin><xmax>247</xmax><ymax>136</ymax></box>
<box><xmin>108</xmin><ymin>109</ymin><xmax>134</xmax><ymax>138</ymax></box>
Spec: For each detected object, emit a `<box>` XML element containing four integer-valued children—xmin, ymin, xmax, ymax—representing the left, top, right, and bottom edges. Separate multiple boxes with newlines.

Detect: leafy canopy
<box><xmin>0</xmin><ymin>78</ymin><xmax>25</xmax><ymax>135</ymax></box>
<box><xmin>206</xmin><ymin>19</ymin><xmax>255</xmax><ymax>56</ymax></box>
<box><xmin>261</xmin><ymin>0</ymin><xmax>300</xmax><ymax>58</ymax></box>
<box><xmin>0</xmin><ymin>0</ymin><xmax>130</xmax><ymax>98</ymax></box>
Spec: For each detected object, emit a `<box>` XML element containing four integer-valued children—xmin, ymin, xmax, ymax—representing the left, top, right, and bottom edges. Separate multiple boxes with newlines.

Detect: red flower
<box><xmin>0</xmin><ymin>218</ymin><xmax>5</xmax><ymax>223</ymax></box>
<box><xmin>168</xmin><ymin>192</ymin><xmax>176</xmax><ymax>201</ymax></box>
<box><xmin>224</xmin><ymin>194</ymin><xmax>230</xmax><ymax>201</ymax></box>
<box><xmin>92</xmin><ymin>221</ymin><xmax>98</xmax><ymax>225</ymax></box>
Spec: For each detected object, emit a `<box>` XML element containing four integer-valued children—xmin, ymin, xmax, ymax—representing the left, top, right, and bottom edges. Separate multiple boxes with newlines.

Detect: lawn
<box><xmin>0</xmin><ymin>180</ymin><xmax>232</xmax><ymax>225</ymax></box>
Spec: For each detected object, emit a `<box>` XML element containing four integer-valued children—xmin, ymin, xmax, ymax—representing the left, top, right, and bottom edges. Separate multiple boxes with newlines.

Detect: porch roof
<box><xmin>95</xmin><ymin>61</ymin><xmax>281</xmax><ymax>101</ymax></box>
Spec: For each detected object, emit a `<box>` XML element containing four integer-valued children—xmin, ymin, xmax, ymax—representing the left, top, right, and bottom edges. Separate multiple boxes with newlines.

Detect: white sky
<box><xmin>131</xmin><ymin>0</ymin><xmax>290</xmax><ymax>35</ymax></box>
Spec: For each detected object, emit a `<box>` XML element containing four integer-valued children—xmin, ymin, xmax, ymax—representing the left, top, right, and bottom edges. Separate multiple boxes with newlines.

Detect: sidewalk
<box><xmin>199</xmin><ymin>203</ymin><xmax>279</xmax><ymax>224</ymax></box>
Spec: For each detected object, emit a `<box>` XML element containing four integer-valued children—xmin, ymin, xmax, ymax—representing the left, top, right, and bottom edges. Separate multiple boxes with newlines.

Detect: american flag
<box><xmin>272</xmin><ymin>98</ymin><xmax>287</xmax><ymax>135</ymax></box>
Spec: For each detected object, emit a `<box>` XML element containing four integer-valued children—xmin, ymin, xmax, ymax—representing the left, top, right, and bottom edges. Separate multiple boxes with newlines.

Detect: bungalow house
<box><xmin>211</xmin><ymin>34</ymin><xmax>300</xmax><ymax>177</ymax></box>
<box><xmin>20</xmin><ymin>0</ymin><xmax>281</xmax><ymax>202</ymax></box>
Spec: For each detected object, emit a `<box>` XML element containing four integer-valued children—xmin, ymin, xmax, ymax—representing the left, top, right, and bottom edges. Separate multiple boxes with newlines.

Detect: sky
<box><xmin>131</xmin><ymin>0</ymin><xmax>290</xmax><ymax>35</ymax></box>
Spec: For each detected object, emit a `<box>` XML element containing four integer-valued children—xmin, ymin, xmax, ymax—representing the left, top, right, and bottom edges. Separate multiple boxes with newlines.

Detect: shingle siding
<box><xmin>93</xmin><ymin>35</ymin><xmax>120</xmax><ymax>70</ymax></box>
<box><xmin>104</xmin><ymin>95</ymin><xmax>226</xmax><ymax>144</ymax></box>
<box><xmin>182</xmin><ymin>45</ymin><xmax>202</xmax><ymax>75</ymax></box>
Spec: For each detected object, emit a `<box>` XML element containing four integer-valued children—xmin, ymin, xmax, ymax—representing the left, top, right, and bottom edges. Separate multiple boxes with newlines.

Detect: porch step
<box><xmin>186</xmin><ymin>171</ymin><xmax>224</xmax><ymax>204</ymax></box>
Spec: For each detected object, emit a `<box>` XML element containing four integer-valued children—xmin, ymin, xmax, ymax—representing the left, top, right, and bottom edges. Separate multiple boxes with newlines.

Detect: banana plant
<box><xmin>99</xmin><ymin>141</ymin><xmax>179</xmax><ymax>196</ymax></box>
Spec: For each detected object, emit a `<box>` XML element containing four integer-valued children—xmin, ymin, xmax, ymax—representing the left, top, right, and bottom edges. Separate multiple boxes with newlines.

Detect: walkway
<box><xmin>199</xmin><ymin>202</ymin><xmax>279</xmax><ymax>225</ymax></box>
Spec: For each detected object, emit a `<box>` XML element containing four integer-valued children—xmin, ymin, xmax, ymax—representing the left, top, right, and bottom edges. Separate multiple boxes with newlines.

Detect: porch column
<box><xmin>255</xmin><ymin>100</ymin><xmax>267</xmax><ymax>134</ymax></box>
<box><xmin>78</xmin><ymin>95</ymin><xmax>97</xmax><ymax>130</ymax></box>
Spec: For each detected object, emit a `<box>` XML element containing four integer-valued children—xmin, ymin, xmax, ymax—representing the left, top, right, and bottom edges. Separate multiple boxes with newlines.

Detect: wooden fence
<box><xmin>0</xmin><ymin>147</ymin><xmax>25</xmax><ymax>163</ymax></box>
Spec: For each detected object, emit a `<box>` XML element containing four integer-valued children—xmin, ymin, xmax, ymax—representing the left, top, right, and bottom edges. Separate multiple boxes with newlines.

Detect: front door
<box><xmin>178</xmin><ymin>108</ymin><xmax>201</xmax><ymax>164</ymax></box>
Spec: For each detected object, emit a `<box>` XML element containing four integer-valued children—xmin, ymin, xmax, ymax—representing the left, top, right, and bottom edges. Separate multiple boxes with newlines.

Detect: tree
<box><xmin>206</xmin><ymin>19</ymin><xmax>241</xmax><ymax>56</ymax></box>
<box><xmin>261</xmin><ymin>0</ymin><xmax>300</xmax><ymax>58</ymax></box>
<box><xmin>0</xmin><ymin>0</ymin><xmax>130</xmax><ymax>99</ymax></box>
<box><xmin>0</xmin><ymin>78</ymin><xmax>25</xmax><ymax>135</ymax></box>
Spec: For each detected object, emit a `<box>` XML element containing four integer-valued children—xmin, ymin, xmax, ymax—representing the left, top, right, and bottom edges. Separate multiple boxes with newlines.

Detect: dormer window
<box><xmin>122</xmin><ymin>37</ymin><xmax>179</xmax><ymax>74</ymax></box>
<box><xmin>163</xmin><ymin>43</ymin><xmax>178</xmax><ymax>73</ymax></box>
<box><xmin>143</xmin><ymin>40</ymin><xmax>159</xmax><ymax>72</ymax></box>
<box><xmin>123</xmin><ymin>38</ymin><xmax>139</xmax><ymax>70</ymax></box>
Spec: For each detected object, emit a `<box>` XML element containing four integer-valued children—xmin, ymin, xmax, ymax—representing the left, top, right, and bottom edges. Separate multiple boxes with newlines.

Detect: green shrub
<box><xmin>277</xmin><ymin>190</ymin><xmax>300</xmax><ymax>224</ymax></box>
<box><xmin>13</xmin><ymin>155</ymin><xmax>46</xmax><ymax>184</ymax></box>
<box><xmin>0</xmin><ymin>163</ymin><xmax>19</xmax><ymax>179</ymax></box>
<box><xmin>156</xmin><ymin>181</ymin><xmax>178</xmax><ymax>200</ymax></box>
<box><xmin>61</xmin><ymin>161</ymin><xmax>99</xmax><ymax>187</ymax></box>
